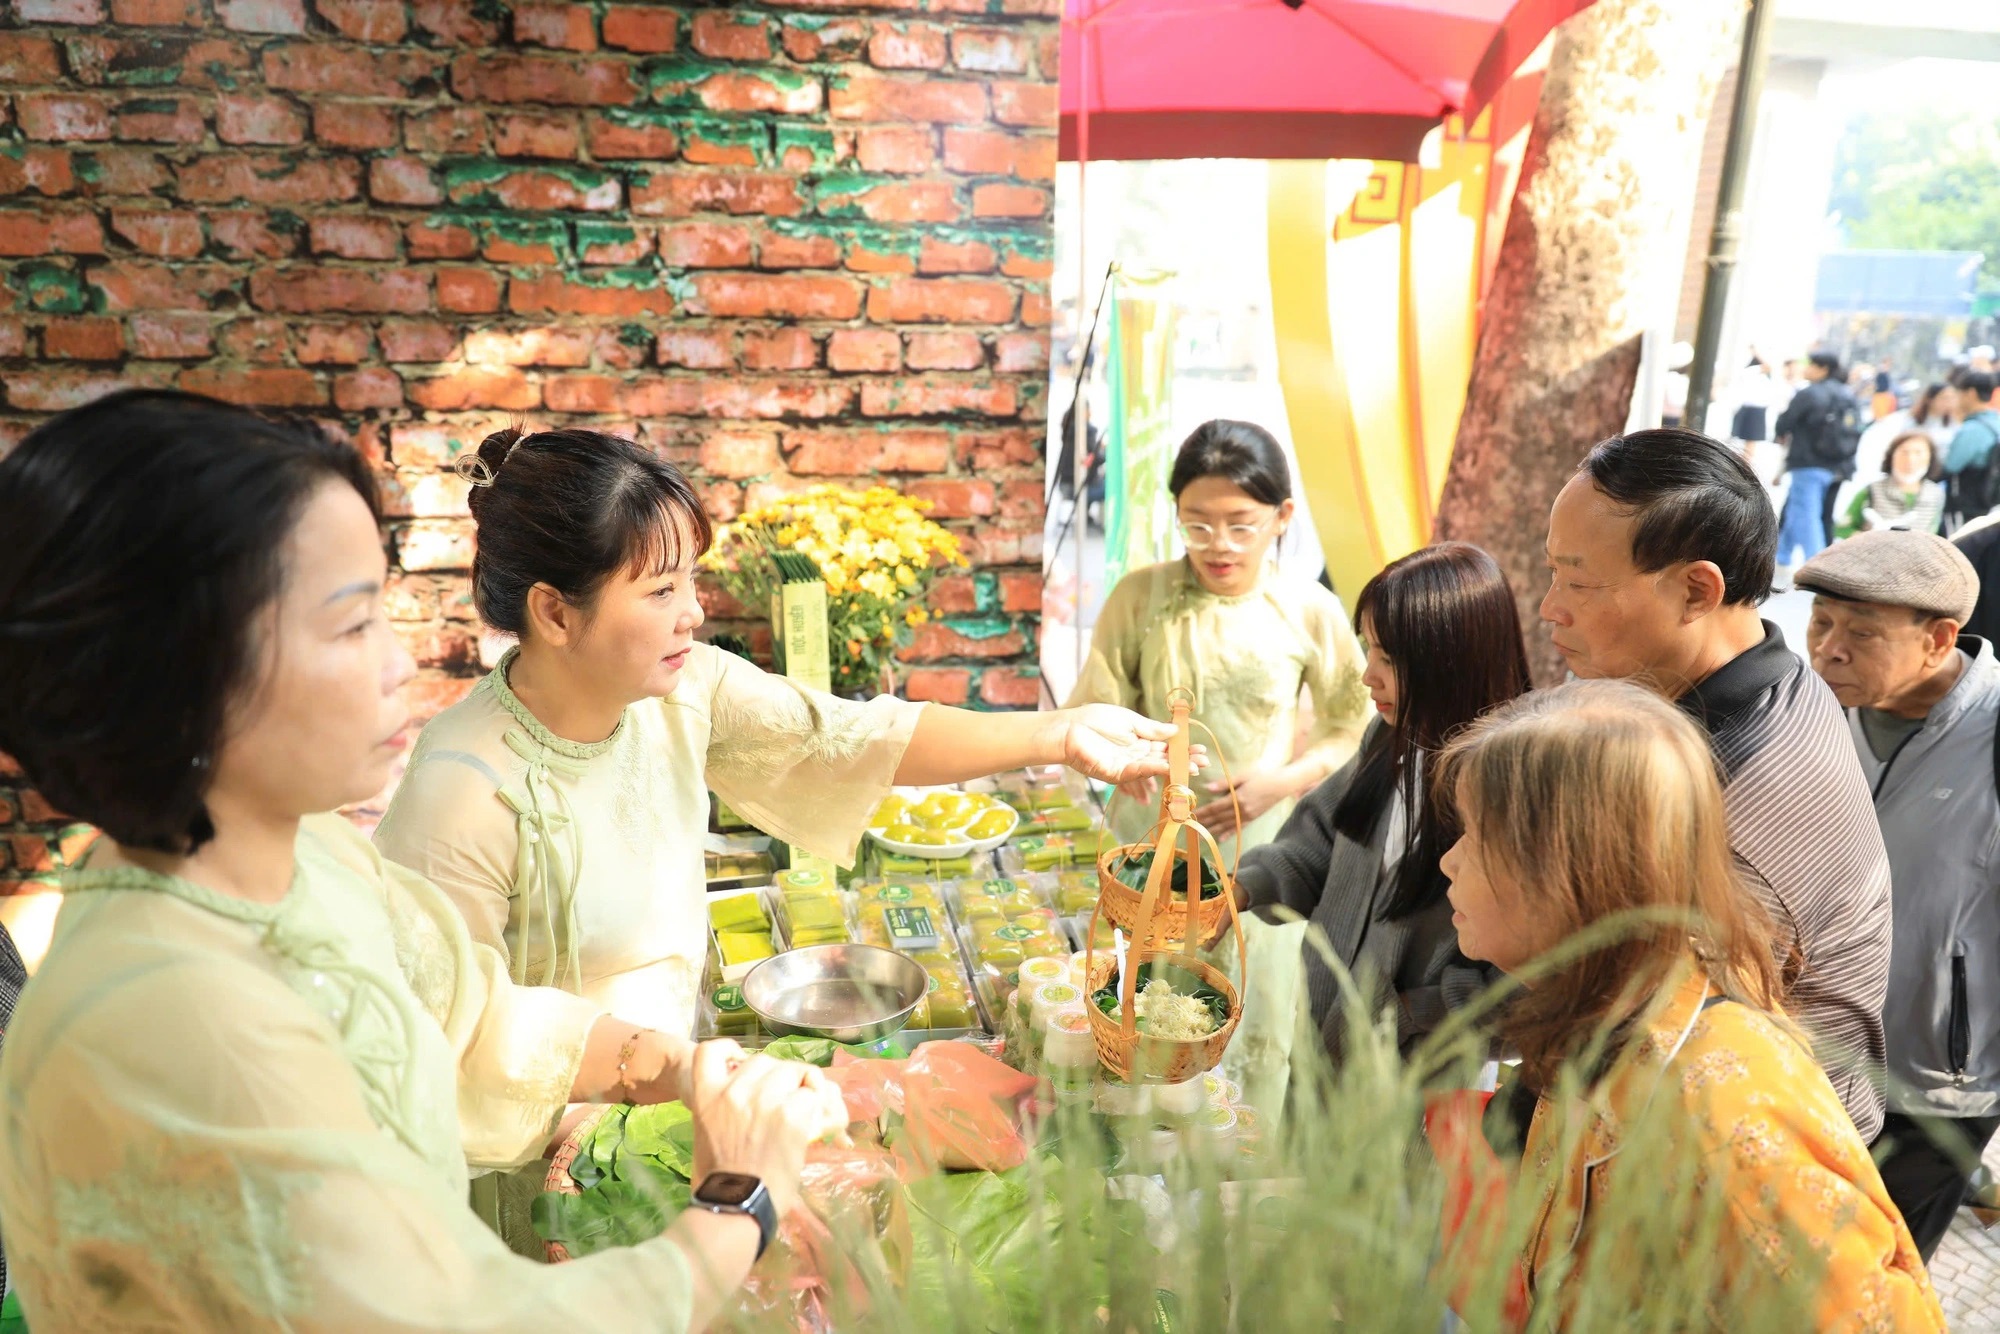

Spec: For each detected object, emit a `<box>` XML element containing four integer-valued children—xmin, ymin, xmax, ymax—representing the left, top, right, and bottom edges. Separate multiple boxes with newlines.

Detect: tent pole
<box><xmin>1685</xmin><ymin>0</ymin><xmax>1775</xmax><ymax>435</ymax></box>
<box><xmin>1072</xmin><ymin>18</ymin><xmax>1092</xmax><ymax>680</ymax></box>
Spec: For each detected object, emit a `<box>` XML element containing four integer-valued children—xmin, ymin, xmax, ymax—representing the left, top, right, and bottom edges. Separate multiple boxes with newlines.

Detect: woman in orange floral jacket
<box><xmin>1432</xmin><ymin>679</ymin><xmax>1942</xmax><ymax>1331</ymax></box>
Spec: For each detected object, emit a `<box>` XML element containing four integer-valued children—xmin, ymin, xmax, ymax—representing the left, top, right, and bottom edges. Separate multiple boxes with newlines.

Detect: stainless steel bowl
<box><xmin>741</xmin><ymin>944</ymin><xmax>928</xmax><ymax>1044</ymax></box>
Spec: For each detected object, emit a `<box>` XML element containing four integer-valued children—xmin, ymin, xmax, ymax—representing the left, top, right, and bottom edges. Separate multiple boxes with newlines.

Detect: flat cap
<box><xmin>1795</xmin><ymin>529</ymin><xmax>1979</xmax><ymax>622</ymax></box>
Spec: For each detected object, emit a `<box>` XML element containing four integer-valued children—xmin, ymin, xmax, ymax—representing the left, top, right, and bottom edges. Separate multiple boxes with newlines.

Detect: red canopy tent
<box><xmin>1060</xmin><ymin>0</ymin><xmax>1596</xmax><ymax>163</ymax></box>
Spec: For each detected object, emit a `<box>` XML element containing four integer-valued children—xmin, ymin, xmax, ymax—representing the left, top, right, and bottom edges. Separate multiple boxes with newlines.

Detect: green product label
<box><xmin>927</xmin><ymin>973</ymin><xmax>940</xmax><ymax>994</ymax></box>
<box><xmin>884</xmin><ymin>905</ymin><xmax>938</xmax><ymax>945</ymax></box>
<box><xmin>784</xmin><ymin>869</ymin><xmax>826</xmax><ymax>888</ymax></box>
<box><xmin>995</xmin><ymin>924</ymin><xmax>1033</xmax><ymax>941</ymax></box>
<box><xmin>712</xmin><ymin>984</ymin><xmax>746</xmax><ymax>1012</ymax></box>
<box><xmin>982</xmin><ymin>878</ymin><xmax>1018</xmax><ymax>895</ymax></box>
<box><xmin>1003</xmin><ymin>969</ymin><xmax>1020</xmax><ymax>987</ymax></box>
<box><xmin>878</xmin><ymin>884</ymin><xmax>912</xmax><ymax>902</ymax></box>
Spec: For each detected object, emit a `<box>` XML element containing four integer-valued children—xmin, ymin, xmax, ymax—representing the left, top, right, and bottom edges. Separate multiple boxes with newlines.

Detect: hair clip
<box><xmin>454</xmin><ymin>453</ymin><xmax>498</xmax><ymax>488</ymax></box>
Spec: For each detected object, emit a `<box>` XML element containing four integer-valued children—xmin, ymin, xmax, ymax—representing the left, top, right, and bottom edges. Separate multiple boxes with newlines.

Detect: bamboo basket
<box><xmin>1085</xmin><ymin>691</ymin><xmax>1247</xmax><ymax>1085</ymax></box>
<box><xmin>1096</xmin><ymin>704</ymin><xmax>1240</xmax><ymax>951</ymax></box>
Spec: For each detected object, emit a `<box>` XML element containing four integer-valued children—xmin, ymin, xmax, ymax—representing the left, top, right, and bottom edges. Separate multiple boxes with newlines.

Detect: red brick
<box><xmin>691</xmin><ymin>11</ymin><xmax>772</xmax><ymax>61</ymax></box>
<box><xmin>699</xmin><ymin>380</ymin><xmax>853</xmax><ymax>421</ymax></box>
<box><xmin>696</xmin><ymin>480</ymin><xmax>743</xmax><ymax>523</ymax></box>
<box><xmin>110</xmin><ymin>0</ymin><xmax>201</xmax><ymax>20</ymax></box>
<box><xmin>2</xmin><ymin>367</ymin><xmax>173</xmax><ymax>412</ymax></box>
<box><xmin>659</xmin><ymin>222</ymin><xmax>754</xmax><ymax>268</ymax></box>
<box><xmin>462</xmin><ymin>327</ymin><xmax>594</xmax><ymax>367</ymax></box>
<box><xmin>830</xmin><ymin>74</ymin><xmax>986</xmax><ymax>123</ymax></box>
<box><xmin>405</xmin><ymin>219</ymin><xmax>478</xmax><ymax>260</ymax></box>
<box><xmin>930</xmin><ymin>575</ymin><xmax>979</xmax><ymax>613</ymax></box>
<box><xmin>973</xmin><ymin>183</ymin><xmax>1050</xmax><ymax>219</ymax></box>
<box><xmin>179</xmin><ymin>156</ymin><xmax>360</xmax><ymax>206</ymax></box>
<box><xmin>952</xmin><ymin>29</ymin><xmax>1031</xmax><ymax>74</ymax></box>
<box><xmin>543</xmin><ymin>375</ymin><xmax>700</xmax><ymax>416</ymax></box>
<box><xmin>17</xmin><ymin>94</ymin><xmax>111</xmax><ymax>142</ymax></box>
<box><xmin>70</xmin><ymin>149</ymin><xmax>181</xmax><ymax>200</ymax></box>
<box><xmin>379</xmin><ymin>320</ymin><xmax>460</xmax><ymax>362</ymax></box>
<box><xmin>508</xmin><ymin>274</ymin><xmax>673</xmax><ymax>318</ymax></box>
<box><xmin>960</xmin><ymin>526</ymin><xmax>1040</xmax><ymax>569</ymax></box>
<box><xmin>699</xmin><ymin>430</ymin><xmax>780</xmax><ymax>479</ymax></box>
<box><xmin>314</xmin><ymin>101</ymin><xmax>400</xmax><ymax>150</ymax></box>
<box><xmin>407</xmin><ymin>368</ymin><xmax>540</xmax><ymax>412</ymax></box>
<box><xmin>827</xmin><ymin>328</ymin><xmax>901</xmax><ymax>373</ymax></box>
<box><xmin>1035</xmin><ymin>29</ymin><xmax>1060</xmax><ymax>77</ymax></box>
<box><xmin>263</xmin><ymin>44</ymin><xmax>443</xmax><ymax>98</ymax></box>
<box><xmin>329</xmin><ymin>368</ymin><xmax>403</xmax><ymax>412</ymax></box>
<box><xmin>0</xmin><ymin>35</ymin><xmax>62</xmax><ymax>83</ymax></box>
<box><xmin>449</xmin><ymin>53</ymin><xmax>637</xmax><ymax>106</ymax></box>
<box><xmin>397</xmin><ymin>519</ymin><xmax>476</xmax><ymax>573</ymax></box>
<box><xmin>903</xmin><ymin>667</ymin><xmax>970</xmax><ymax>704</ymax></box>
<box><xmin>218</xmin><ymin>0</ymin><xmax>307</xmax><ymax>32</ymax></box>
<box><xmin>630</xmin><ymin>172</ymin><xmax>803</xmax><ymax>218</ymax></box>
<box><xmin>0</xmin><ymin>147</ymin><xmax>77</xmax><ymax>199</ymax></box>
<box><xmin>494</xmin><ymin>112</ymin><xmax>582</xmax><ymax>159</ymax></box>
<box><xmin>211</xmin><ymin>212</ymin><xmax>298</xmax><ymax>261</ymax></box>
<box><xmin>916</xmin><ymin>234</ymin><xmax>998</xmax><ymax>275</ymax></box>
<box><xmin>958</xmin><ymin>427</ymin><xmax>1040</xmax><ymax>471</ymax></box>
<box><xmin>689</xmin><ymin>274</ymin><xmax>862</xmax><ymax>320</ymax></box>
<box><xmin>997</xmin><ymin>571</ymin><xmax>1042</xmax><ymax>613</ymax></box>
<box><xmin>997</xmin><ymin>478</ymin><xmax>1042</xmax><ymax>521</ymax></box>
<box><xmin>61</xmin><ymin>35</ymin><xmax>250</xmax><ymax>92</ymax></box>
<box><xmin>785</xmin><ymin>427</ymin><xmax>955</xmax><ymax>475</ymax></box>
<box><xmin>0</xmin><ymin>210</ymin><xmax>103</xmax><ymax>257</ymax></box>
<box><xmin>943</xmin><ymin>127</ymin><xmax>1057</xmax><ymax>181</ymax></box>
<box><xmin>42</xmin><ymin>317</ymin><xmax>124</xmax><ymax>362</ymax></box>
<box><xmin>217</xmin><ymin>317</ymin><xmax>290</xmax><ymax>362</ymax></box>
<box><xmin>514</xmin><ymin>2</ymin><xmax>598</xmax><ymax>50</ymax></box>
<box><xmin>869</xmin><ymin>23</ymin><xmax>948</xmax><ymax>70</ymax></box>
<box><xmin>847</xmin><ymin>238</ymin><xmax>917</xmax><ymax>275</ymax></box>
<box><xmin>905</xmin><ymin>331</ymin><xmax>985</xmax><ymax>371</ymax></box>
<box><xmin>862</xmin><ymin>379</ymin><xmax>1018</xmax><ymax>418</ymax></box>
<box><xmin>179</xmin><ymin>366</ymin><xmax>325</xmax><ymax>408</ymax></box>
<box><xmin>315</xmin><ymin>0</ymin><xmax>408</xmax><ymax>41</ymax></box>
<box><xmin>594</xmin><ymin>328</ymin><xmax>650</xmax><ymax>371</ymax></box>
<box><xmin>113</xmin><ymin>95</ymin><xmax>204</xmax><ymax>144</ymax></box>
<box><xmin>994</xmin><ymin>333</ymin><xmax>1049</xmax><ymax>374</ymax></box>
<box><xmin>979</xmin><ymin>667</ymin><xmax>1040</xmax><ymax>707</ymax></box>
<box><xmin>410</xmin><ymin>0</ymin><xmax>501</xmax><ymax>43</ymax></box>
<box><xmin>1002</xmin><ymin>246</ymin><xmax>1052</xmax><ymax>281</ymax></box>
<box><xmin>295</xmin><ymin>322</ymin><xmax>373</xmax><ymax>364</ymax></box>
<box><xmin>250</xmin><ymin>267</ymin><xmax>431</xmax><ymax>314</ymax></box>
<box><xmin>437</xmin><ymin>268</ymin><xmax>504</xmax><ymax>315</ymax></box>
<box><xmin>781</xmin><ymin>16</ymin><xmax>868</xmax><ymax>62</ymax></box>
<box><xmin>578</xmin><ymin>225</ymin><xmax>653</xmax><ymax>264</ymax></box>
<box><xmin>309</xmin><ymin>215</ymin><xmax>401</xmax><ymax>260</ymax></box>
<box><xmin>89</xmin><ymin>262</ymin><xmax>241</xmax><ymax>313</ymax></box>
<box><xmin>108</xmin><ymin>210</ymin><xmax>202</xmax><ymax>259</ymax></box>
<box><xmin>368</xmin><ymin>156</ymin><xmax>442</xmax><ymax>206</ymax></box>
<box><xmin>408</xmin><ymin>625</ymin><xmax>480</xmax><ymax>672</ymax></box>
<box><xmin>660</xmin><ymin>69</ymin><xmax>822</xmax><ymax>116</ymax></box>
<box><xmin>681</xmin><ymin>124</ymin><xmax>761</xmax><ymax>168</ymax></box>
<box><xmin>603</xmin><ymin>6</ymin><xmax>678</xmax><ymax>53</ymax></box>
<box><xmin>992</xmin><ymin>81</ymin><xmax>1058</xmax><ymax>128</ymax></box>
<box><xmin>584</xmin><ymin>113</ymin><xmax>679</xmax><ymax>160</ymax></box>
<box><xmin>856</xmin><ymin>127</ymin><xmax>935</xmax><ymax>174</ymax></box>
<box><xmin>898</xmin><ymin>620</ymin><xmax>1023</xmax><ymax>661</ymax></box>
<box><xmin>404</xmin><ymin>107</ymin><xmax>489</xmax><ymax>155</ymax></box>
<box><xmin>15</xmin><ymin>0</ymin><xmax>103</xmax><ymax>21</ymax></box>
<box><xmin>742</xmin><ymin>328</ymin><xmax>819</xmax><ymax>372</ymax></box>
<box><xmin>656</xmin><ymin>328</ymin><xmax>736</xmax><ymax>370</ymax></box>
<box><xmin>128</xmin><ymin>311</ymin><xmax>213</xmax><ymax>359</ymax></box>
<box><xmin>0</xmin><ymin>322</ymin><xmax>26</xmax><ymax>359</ymax></box>
<box><xmin>867</xmin><ymin>278</ymin><xmax>1014</xmax><ymax>324</ymax></box>
<box><xmin>758</xmin><ymin>229</ymin><xmax>841</xmax><ymax>270</ymax></box>
<box><xmin>823</xmin><ymin>179</ymin><xmax>960</xmax><ymax>224</ymax></box>
<box><xmin>215</xmin><ymin>95</ymin><xmax>304</xmax><ymax>146</ymax></box>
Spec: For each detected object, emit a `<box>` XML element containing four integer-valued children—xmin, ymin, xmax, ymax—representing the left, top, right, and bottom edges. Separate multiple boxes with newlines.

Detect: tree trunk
<box><xmin>1431</xmin><ymin>0</ymin><xmax>1741</xmax><ymax>684</ymax></box>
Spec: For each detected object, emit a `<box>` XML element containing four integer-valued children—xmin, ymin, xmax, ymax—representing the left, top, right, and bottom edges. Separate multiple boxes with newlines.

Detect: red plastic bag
<box><xmin>823</xmin><ymin>1042</ymin><xmax>1039</xmax><ymax>1175</ymax></box>
<box><xmin>1424</xmin><ymin>1089</ymin><xmax>1529</xmax><ymax>1329</ymax></box>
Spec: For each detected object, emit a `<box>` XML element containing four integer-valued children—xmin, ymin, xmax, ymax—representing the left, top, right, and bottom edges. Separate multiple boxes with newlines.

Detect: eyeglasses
<box><xmin>1179</xmin><ymin>513</ymin><xmax>1276</xmax><ymax>552</ymax></box>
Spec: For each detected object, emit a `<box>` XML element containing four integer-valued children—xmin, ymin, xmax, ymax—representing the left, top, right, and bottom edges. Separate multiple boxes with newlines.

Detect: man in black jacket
<box><xmin>1773</xmin><ymin>351</ymin><xmax>1863</xmax><ymax>578</ymax></box>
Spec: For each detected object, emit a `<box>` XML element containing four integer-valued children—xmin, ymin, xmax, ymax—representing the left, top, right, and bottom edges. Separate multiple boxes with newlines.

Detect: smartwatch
<box><xmin>691</xmin><ymin>1172</ymin><xmax>778</xmax><ymax>1261</ymax></box>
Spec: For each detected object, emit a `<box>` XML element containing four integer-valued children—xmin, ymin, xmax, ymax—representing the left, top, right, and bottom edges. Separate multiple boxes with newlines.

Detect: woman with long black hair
<box><xmin>1233</xmin><ymin>543</ymin><xmax>1532</xmax><ymax>1061</ymax></box>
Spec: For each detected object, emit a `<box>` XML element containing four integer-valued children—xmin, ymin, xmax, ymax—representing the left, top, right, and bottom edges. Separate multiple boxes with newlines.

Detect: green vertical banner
<box><xmin>1104</xmin><ymin>276</ymin><xmax>1178</xmax><ymax>587</ymax></box>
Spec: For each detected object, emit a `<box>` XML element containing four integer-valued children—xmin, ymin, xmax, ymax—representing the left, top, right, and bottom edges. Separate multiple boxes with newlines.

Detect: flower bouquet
<box><xmin>702</xmin><ymin>485</ymin><xmax>968</xmax><ymax>695</ymax></box>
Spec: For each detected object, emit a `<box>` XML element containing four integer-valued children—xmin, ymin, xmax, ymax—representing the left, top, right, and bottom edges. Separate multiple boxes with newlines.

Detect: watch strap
<box><xmin>693</xmin><ymin>1176</ymin><xmax>778</xmax><ymax>1261</ymax></box>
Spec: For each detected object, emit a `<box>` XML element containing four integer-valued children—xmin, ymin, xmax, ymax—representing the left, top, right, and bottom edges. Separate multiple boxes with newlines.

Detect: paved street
<box><xmin>1931</xmin><ymin>1137</ymin><xmax>2000</xmax><ymax>1329</ymax></box>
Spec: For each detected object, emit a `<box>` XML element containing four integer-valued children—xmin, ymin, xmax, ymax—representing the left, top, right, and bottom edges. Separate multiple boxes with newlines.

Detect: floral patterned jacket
<box><xmin>1520</xmin><ymin>968</ymin><xmax>1944</xmax><ymax>1331</ymax></box>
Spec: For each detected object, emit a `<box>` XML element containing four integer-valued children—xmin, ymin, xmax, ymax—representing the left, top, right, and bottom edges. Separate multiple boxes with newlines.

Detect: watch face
<box><xmin>696</xmin><ymin>1172</ymin><xmax>763</xmax><ymax>1207</ymax></box>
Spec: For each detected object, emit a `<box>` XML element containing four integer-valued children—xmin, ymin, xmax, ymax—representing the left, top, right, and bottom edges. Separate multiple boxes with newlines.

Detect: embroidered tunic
<box><xmin>0</xmin><ymin>815</ymin><xmax>708</xmax><ymax>1332</ymax></box>
<box><xmin>374</xmin><ymin>644</ymin><xmax>921</xmax><ymax>1037</ymax></box>
<box><xmin>1065</xmin><ymin>559</ymin><xmax>1368</xmax><ymax>856</ymax></box>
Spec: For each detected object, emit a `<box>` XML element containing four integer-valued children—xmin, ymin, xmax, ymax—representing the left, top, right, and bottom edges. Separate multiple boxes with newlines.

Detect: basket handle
<box><xmin>1119</xmin><ymin>814</ymin><xmax>1183</xmax><ymax>1037</ymax></box>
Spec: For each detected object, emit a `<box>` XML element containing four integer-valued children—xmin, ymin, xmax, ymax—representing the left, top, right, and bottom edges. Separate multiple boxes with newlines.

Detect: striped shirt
<box><xmin>1678</xmin><ymin>622</ymin><xmax>1892</xmax><ymax>1141</ymax></box>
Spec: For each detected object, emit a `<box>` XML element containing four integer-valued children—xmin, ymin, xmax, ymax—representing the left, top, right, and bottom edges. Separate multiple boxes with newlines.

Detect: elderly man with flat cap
<box><xmin>1799</xmin><ymin>528</ymin><xmax>2000</xmax><ymax>1258</ymax></box>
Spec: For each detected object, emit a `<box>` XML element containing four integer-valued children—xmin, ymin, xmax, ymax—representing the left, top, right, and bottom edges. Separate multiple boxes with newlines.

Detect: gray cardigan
<box><xmin>1236</xmin><ymin>726</ymin><xmax>1493</xmax><ymax>1060</ymax></box>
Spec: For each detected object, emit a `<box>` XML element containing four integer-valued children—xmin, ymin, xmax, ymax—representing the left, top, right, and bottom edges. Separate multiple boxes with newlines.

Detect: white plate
<box><xmin>865</xmin><ymin>792</ymin><xmax>1020</xmax><ymax>858</ymax></box>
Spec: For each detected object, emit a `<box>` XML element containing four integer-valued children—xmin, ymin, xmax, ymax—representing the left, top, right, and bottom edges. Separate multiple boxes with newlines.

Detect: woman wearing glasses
<box><xmin>1068</xmin><ymin>419</ymin><xmax>1369</xmax><ymax>856</ymax></box>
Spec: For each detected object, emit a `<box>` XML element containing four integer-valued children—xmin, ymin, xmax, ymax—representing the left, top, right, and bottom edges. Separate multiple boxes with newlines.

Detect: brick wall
<box><xmin>0</xmin><ymin>0</ymin><xmax>1058</xmax><ymax>900</ymax></box>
